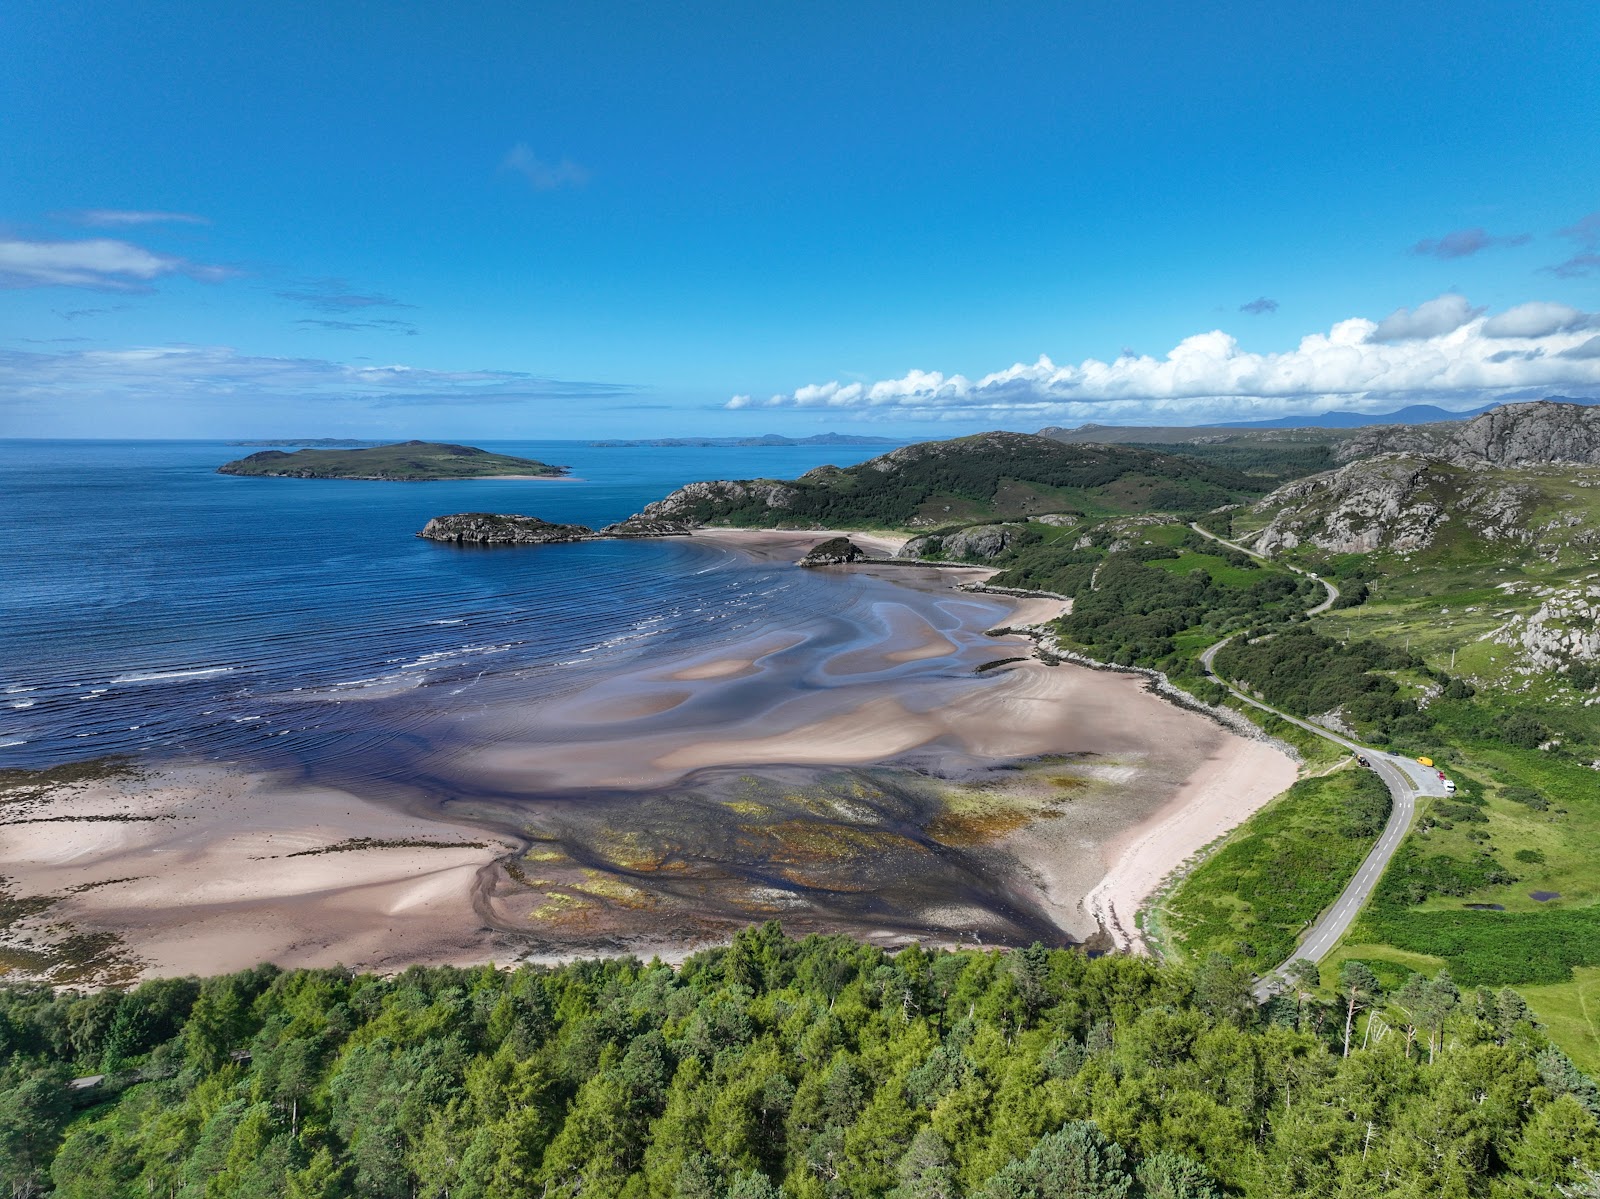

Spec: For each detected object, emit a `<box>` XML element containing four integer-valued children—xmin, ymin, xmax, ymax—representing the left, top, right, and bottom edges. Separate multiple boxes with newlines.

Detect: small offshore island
<box><xmin>217</xmin><ymin>439</ymin><xmax>568</xmax><ymax>480</ymax></box>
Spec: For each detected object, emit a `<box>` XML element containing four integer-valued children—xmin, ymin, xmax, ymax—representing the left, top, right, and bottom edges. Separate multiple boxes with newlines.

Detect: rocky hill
<box><xmin>218</xmin><ymin>440</ymin><xmax>566</xmax><ymax>480</ymax></box>
<box><xmin>630</xmin><ymin>430</ymin><xmax>1270</xmax><ymax>530</ymax></box>
<box><xmin>1335</xmin><ymin>399</ymin><xmax>1600</xmax><ymax>466</ymax></box>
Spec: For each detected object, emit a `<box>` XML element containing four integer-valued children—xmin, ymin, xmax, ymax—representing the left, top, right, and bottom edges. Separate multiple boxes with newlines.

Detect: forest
<box><xmin>1</xmin><ymin>926</ymin><xmax>1595</xmax><ymax>1198</ymax></box>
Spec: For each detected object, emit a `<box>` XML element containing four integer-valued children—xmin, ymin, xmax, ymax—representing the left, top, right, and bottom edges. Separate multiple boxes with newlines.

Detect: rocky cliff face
<box><xmin>1247</xmin><ymin>458</ymin><xmax>1543</xmax><ymax>556</ymax></box>
<box><xmin>417</xmin><ymin>513</ymin><xmax>595</xmax><ymax>545</ymax></box>
<box><xmin>1249</xmin><ymin>459</ymin><xmax>1446</xmax><ymax>555</ymax></box>
<box><xmin>1337</xmin><ymin>400</ymin><xmax>1600</xmax><ymax>466</ymax></box>
<box><xmin>899</xmin><ymin>523</ymin><xmax>1027</xmax><ymax>563</ymax></box>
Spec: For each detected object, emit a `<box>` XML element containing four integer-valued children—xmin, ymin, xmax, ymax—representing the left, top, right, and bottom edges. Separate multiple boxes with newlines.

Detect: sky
<box><xmin>3</xmin><ymin>0</ymin><xmax>1599</xmax><ymax>439</ymax></box>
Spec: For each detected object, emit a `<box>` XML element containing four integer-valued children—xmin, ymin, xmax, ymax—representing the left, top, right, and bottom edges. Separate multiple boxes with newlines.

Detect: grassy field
<box><xmin>1519</xmin><ymin>966</ymin><xmax>1600</xmax><ymax>1077</ymax></box>
<box><xmin>1155</xmin><ymin>764</ymin><xmax>1389</xmax><ymax>971</ymax></box>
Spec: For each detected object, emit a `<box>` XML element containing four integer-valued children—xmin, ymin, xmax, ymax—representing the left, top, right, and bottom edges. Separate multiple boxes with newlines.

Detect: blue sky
<box><xmin>3</xmin><ymin>1</ymin><xmax>1598</xmax><ymax>438</ymax></box>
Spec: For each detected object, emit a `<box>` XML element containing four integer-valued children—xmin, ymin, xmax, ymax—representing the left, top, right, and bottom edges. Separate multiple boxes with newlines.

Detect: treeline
<box><xmin>993</xmin><ymin>545</ymin><xmax>1314</xmax><ymax>672</ymax></box>
<box><xmin>1</xmin><ymin>928</ymin><xmax>1596</xmax><ymax>1197</ymax></box>
<box><xmin>1212</xmin><ymin>630</ymin><xmax>1454</xmax><ymax>743</ymax></box>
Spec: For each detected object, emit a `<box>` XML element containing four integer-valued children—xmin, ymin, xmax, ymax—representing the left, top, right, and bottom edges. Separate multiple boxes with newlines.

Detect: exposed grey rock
<box><xmin>898</xmin><ymin>535</ymin><xmax>942</xmax><ymax>559</ymax></box>
<box><xmin>1250</xmin><ymin>459</ymin><xmax>1445</xmax><ymax>555</ymax></box>
<box><xmin>1492</xmin><ymin>580</ymin><xmax>1600</xmax><ymax>671</ymax></box>
<box><xmin>632</xmin><ymin>479</ymin><xmax>801</xmax><ymax>525</ymax></box>
<box><xmin>597</xmin><ymin>517</ymin><xmax>692</xmax><ymax>537</ymax></box>
<box><xmin>896</xmin><ymin>523</ymin><xmax>1027</xmax><ymax>562</ymax></box>
<box><xmin>797</xmin><ymin>536</ymin><xmax>867</xmax><ymax>566</ymax></box>
<box><xmin>418</xmin><ymin>513</ymin><xmax>594</xmax><ymax>545</ymax></box>
<box><xmin>1337</xmin><ymin>400</ymin><xmax>1600</xmax><ymax>466</ymax></box>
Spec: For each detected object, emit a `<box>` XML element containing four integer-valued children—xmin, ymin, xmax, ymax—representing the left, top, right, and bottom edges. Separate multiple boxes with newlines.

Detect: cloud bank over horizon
<box><xmin>726</xmin><ymin>294</ymin><xmax>1600</xmax><ymax>425</ymax></box>
<box><xmin>0</xmin><ymin>344</ymin><xmax>636</xmax><ymax>420</ymax></box>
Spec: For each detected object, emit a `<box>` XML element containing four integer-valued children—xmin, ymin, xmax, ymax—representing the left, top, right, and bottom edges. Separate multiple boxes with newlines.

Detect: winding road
<box><xmin>1186</xmin><ymin>523</ymin><xmax>1449</xmax><ymax>1000</ymax></box>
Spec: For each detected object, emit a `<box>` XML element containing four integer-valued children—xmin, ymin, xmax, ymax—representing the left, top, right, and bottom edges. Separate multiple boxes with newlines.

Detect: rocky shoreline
<box><xmin>417</xmin><ymin>512</ymin><xmax>691</xmax><ymax>545</ymax></box>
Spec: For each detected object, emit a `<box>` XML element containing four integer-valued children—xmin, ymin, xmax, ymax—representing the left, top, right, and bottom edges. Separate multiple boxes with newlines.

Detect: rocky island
<box><xmin>417</xmin><ymin>513</ymin><xmax>596</xmax><ymax>545</ymax></box>
<box><xmin>417</xmin><ymin>512</ymin><xmax>691</xmax><ymax>544</ymax></box>
<box><xmin>217</xmin><ymin>440</ymin><xmax>568</xmax><ymax>480</ymax></box>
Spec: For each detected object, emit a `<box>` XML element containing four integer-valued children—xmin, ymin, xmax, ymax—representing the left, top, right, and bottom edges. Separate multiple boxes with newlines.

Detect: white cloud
<box><xmin>1482</xmin><ymin>301</ymin><xmax>1592</xmax><ymax>339</ymax></box>
<box><xmin>61</xmin><ymin>209</ymin><xmax>209</xmax><ymax>227</ymax></box>
<box><xmin>0</xmin><ymin>344</ymin><xmax>633</xmax><ymax>410</ymax></box>
<box><xmin>1371</xmin><ymin>293</ymin><xmax>1479</xmax><ymax>342</ymax></box>
<box><xmin>0</xmin><ymin>237</ymin><xmax>232</xmax><ymax>291</ymax></box>
<box><xmin>501</xmin><ymin>143</ymin><xmax>590</xmax><ymax>190</ymax></box>
<box><xmin>726</xmin><ymin>294</ymin><xmax>1600</xmax><ymax>424</ymax></box>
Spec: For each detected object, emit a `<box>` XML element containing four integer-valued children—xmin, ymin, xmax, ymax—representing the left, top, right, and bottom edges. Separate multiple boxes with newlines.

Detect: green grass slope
<box><xmin>635</xmin><ymin>431</ymin><xmax>1291</xmax><ymax>530</ymax></box>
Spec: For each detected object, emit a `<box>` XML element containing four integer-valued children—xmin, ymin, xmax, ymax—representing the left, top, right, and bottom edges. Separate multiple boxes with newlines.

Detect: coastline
<box><xmin>0</xmin><ymin>527</ymin><xmax>1298</xmax><ymax>982</ymax></box>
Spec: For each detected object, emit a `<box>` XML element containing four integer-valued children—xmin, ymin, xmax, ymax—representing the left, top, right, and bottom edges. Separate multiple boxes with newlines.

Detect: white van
<box><xmin>1443</xmin><ymin>779</ymin><xmax>1456</xmax><ymax>793</ymax></box>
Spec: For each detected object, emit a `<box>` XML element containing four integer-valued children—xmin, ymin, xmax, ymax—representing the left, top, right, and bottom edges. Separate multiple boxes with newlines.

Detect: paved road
<box><xmin>1187</xmin><ymin>525</ymin><xmax>1446</xmax><ymax>999</ymax></box>
<box><xmin>1188</xmin><ymin>521</ymin><xmax>1340</xmax><ymax>614</ymax></box>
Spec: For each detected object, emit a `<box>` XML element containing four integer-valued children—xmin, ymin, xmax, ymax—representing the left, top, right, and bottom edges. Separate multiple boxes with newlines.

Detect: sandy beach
<box><xmin>0</xmin><ymin>527</ymin><xmax>1298</xmax><ymax>981</ymax></box>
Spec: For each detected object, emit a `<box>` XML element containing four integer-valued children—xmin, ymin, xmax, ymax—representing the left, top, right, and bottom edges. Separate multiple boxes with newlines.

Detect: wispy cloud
<box><xmin>276</xmin><ymin>279</ymin><xmax>414</xmax><ymax>314</ymax></box>
<box><xmin>54</xmin><ymin>305</ymin><xmax>128</xmax><ymax>321</ymax></box>
<box><xmin>501</xmin><ymin>143</ymin><xmax>590</xmax><ymax>190</ymax></box>
<box><xmin>0</xmin><ymin>237</ymin><xmax>233</xmax><ymax>291</ymax></box>
<box><xmin>58</xmin><ymin>209</ymin><xmax>210</xmax><ymax>228</ymax></box>
<box><xmin>0</xmin><ymin>344</ymin><xmax>635</xmax><ymax>410</ymax></box>
<box><xmin>1411</xmin><ymin>226</ymin><xmax>1530</xmax><ymax>259</ymax></box>
<box><xmin>1545</xmin><ymin>211</ymin><xmax>1600</xmax><ymax>279</ymax></box>
<box><xmin>1239</xmin><ymin>297</ymin><xmax>1278</xmax><ymax>315</ymax></box>
<box><xmin>724</xmin><ymin>293</ymin><xmax>1600</xmax><ymax>424</ymax></box>
<box><xmin>296</xmin><ymin>317</ymin><xmax>419</xmax><ymax>336</ymax></box>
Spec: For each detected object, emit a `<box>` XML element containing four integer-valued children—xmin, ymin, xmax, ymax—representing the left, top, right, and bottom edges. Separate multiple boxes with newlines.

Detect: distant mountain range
<box><xmin>227</xmin><ymin>438</ymin><xmax>391</xmax><ymax>447</ymax></box>
<box><xmin>1217</xmin><ymin>396</ymin><xmax>1598</xmax><ymax>429</ymax></box>
<box><xmin>1216</xmin><ymin>403</ymin><xmax>1500</xmax><ymax>429</ymax></box>
<box><xmin>591</xmin><ymin>433</ymin><xmax>902</xmax><ymax>448</ymax></box>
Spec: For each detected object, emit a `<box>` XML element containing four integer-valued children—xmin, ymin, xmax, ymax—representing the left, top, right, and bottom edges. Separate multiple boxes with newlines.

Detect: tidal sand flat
<box><xmin>0</xmin><ymin>528</ymin><xmax>1296</xmax><ymax>980</ymax></box>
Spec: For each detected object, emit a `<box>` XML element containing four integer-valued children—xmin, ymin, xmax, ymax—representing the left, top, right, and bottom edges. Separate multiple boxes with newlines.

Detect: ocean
<box><xmin>0</xmin><ymin>438</ymin><xmax>897</xmax><ymax>770</ymax></box>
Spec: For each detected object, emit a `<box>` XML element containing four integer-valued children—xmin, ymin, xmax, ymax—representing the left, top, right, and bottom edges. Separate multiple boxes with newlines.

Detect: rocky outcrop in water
<box><xmin>417</xmin><ymin>513</ymin><xmax>595</xmax><ymax>545</ymax></box>
<box><xmin>1336</xmin><ymin>400</ymin><xmax>1600</xmax><ymax>466</ymax></box>
<box><xmin>598</xmin><ymin>517</ymin><xmax>692</xmax><ymax>537</ymax></box>
<box><xmin>798</xmin><ymin>537</ymin><xmax>867</xmax><ymax>566</ymax></box>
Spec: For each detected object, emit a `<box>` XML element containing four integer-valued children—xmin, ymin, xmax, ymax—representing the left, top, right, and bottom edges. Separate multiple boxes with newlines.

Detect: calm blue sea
<box><xmin>0</xmin><ymin>439</ymin><xmax>895</xmax><ymax>769</ymax></box>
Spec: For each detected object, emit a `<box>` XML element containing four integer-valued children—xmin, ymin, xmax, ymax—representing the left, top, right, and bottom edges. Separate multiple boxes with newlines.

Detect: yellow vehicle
<box><xmin>1417</xmin><ymin>756</ymin><xmax>1434</xmax><ymax>767</ymax></box>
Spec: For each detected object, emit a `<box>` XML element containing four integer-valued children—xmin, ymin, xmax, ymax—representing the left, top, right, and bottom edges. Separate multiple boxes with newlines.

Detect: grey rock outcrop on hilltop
<box><xmin>797</xmin><ymin>537</ymin><xmax>867</xmax><ymax>566</ymax></box>
<box><xmin>899</xmin><ymin>523</ymin><xmax>1028</xmax><ymax>563</ymax></box>
<box><xmin>417</xmin><ymin>513</ymin><xmax>595</xmax><ymax>545</ymax></box>
<box><xmin>633</xmin><ymin>479</ymin><xmax>802</xmax><ymax>524</ymax></box>
<box><xmin>1336</xmin><ymin>400</ymin><xmax>1600</xmax><ymax>466</ymax></box>
<box><xmin>1247</xmin><ymin>458</ymin><xmax>1544</xmax><ymax>556</ymax></box>
<box><xmin>1250</xmin><ymin>459</ymin><xmax>1444</xmax><ymax>555</ymax></box>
